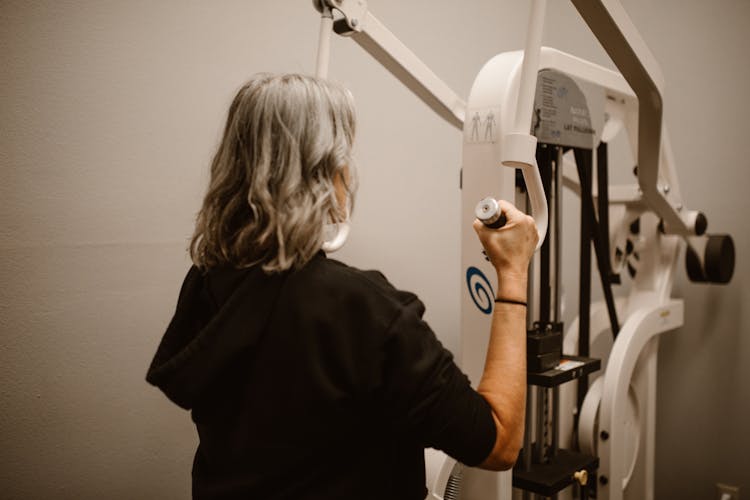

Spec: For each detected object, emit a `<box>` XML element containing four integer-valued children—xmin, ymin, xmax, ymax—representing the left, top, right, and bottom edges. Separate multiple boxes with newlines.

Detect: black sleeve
<box><xmin>378</xmin><ymin>296</ymin><xmax>497</xmax><ymax>467</ymax></box>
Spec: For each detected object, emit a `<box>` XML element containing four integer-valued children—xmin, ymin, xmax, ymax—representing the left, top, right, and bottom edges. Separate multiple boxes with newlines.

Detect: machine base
<box><xmin>513</xmin><ymin>449</ymin><xmax>598</xmax><ymax>496</ymax></box>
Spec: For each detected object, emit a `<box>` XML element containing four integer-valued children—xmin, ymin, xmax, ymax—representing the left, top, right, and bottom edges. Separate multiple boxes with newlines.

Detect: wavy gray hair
<box><xmin>190</xmin><ymin>73</ymin><xmax>357</xmax><ymax>272</ymax></box>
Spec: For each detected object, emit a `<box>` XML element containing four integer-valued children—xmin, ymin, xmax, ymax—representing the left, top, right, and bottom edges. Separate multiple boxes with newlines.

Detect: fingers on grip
<box><xmin>476</xmin><ymin>199</ymin><xmax>523</xmax><ymax>229</ymax></box>
<box><xmin>495</xmin><ymin>199</ymin><xmax>526</xmax><ymax>223</ymax></box>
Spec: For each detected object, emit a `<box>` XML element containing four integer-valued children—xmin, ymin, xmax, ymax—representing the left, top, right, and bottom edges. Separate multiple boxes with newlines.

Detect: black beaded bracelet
<box><xmin>494</xmin><ymin>297</ymin><xmax>528</xmax><ymax>307</ymax></box>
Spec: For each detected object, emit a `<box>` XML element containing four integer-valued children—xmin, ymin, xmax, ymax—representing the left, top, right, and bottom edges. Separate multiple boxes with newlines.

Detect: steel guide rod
<box><xmin>576</xmin><ymin>148</ymin><xmax>593</xmax><ymax>413</ymax></box>
<box><xmin>522</xmin><ymin>187</ymin><xmax>535</xmax><ymax>483</ymax></box>
<box><xmin>551</xmin><ymin>147</ymin><xmax>563</xmax><ymax>460</ymax></box>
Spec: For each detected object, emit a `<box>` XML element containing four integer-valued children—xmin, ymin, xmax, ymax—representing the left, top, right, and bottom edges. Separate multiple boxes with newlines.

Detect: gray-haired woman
<box><xmin>147</xmin><ymin>73</ymin><xmax>537</xmax><ymax>499</ymax></box>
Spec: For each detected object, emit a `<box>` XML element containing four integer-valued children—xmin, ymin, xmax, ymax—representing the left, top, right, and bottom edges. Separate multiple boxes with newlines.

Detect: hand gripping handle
<box><xmin>476</xmin><ymin>154</ymin><xmax>548</xmax><ymax>252</ymax></box>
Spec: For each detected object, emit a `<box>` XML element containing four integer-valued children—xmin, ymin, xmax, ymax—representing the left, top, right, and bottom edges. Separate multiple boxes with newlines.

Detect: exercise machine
<box><xmin>310</xmin><ymin>1</ymin><xmax>735</xmax><ymax>498</ymax></box>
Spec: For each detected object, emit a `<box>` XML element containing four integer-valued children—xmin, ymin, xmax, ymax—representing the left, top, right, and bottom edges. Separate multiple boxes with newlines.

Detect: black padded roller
<box><xmin>686</xmin><ymin>234</ymin><xmax>735</xmax><ymax>284</ymax></box>
<box><xmin>705</xmin><ymin>234</ymin><xmax>735</xmax><ymax>283</ymax></box>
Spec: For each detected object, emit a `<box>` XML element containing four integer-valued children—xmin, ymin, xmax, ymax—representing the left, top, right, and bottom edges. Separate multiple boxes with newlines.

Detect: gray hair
<box><xmin>190</xmin><ymin>73</ymin><xmax>357</xmax><ymax>272</ymax></box>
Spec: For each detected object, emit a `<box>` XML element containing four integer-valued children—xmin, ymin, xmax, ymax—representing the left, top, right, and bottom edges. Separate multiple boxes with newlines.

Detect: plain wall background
<box><xmin>1</xmin><ymin>0</ymin><xmax>747</xmax><ymax>498</ymax></box>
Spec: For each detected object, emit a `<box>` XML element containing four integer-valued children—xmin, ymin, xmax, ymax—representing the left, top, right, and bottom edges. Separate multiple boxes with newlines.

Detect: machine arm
<box><xmin>313</xmin><ymin>0</ymin><xmax>549</xmax><ymax>248</ymax></box>
<box><xmin>313</xmin><ymin>0</ymin><xmax>466</xmax><ymax>130</ymax></box>
<box><xmin>570</xmin><ymin>0</ymin><xmax>694</xmax><ymax>236</ymax></box>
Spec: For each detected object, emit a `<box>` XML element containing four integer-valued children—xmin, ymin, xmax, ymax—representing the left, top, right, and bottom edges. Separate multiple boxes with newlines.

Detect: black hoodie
<box><xmin>146</xmin><ymin>252</ymin><xmax>495</xmax><ymax>499</ymax></box>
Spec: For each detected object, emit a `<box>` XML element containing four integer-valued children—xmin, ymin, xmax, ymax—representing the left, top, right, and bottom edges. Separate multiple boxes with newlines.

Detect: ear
<box><xmin>321</xmin><ymin>221</ymin><xmax>350</xmax><ymax>253</ymax></box>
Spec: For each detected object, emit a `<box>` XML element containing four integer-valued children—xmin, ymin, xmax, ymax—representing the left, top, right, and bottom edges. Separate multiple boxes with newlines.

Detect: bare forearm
<box><xmin>477</xmin><ymin>273</ymin><xmax>528</xmax><ymax>470</ymax></box>
<box><xmin>470</xmin><ymin>202</ymin><xmax>537</xmax><ymax>470</ymax></box>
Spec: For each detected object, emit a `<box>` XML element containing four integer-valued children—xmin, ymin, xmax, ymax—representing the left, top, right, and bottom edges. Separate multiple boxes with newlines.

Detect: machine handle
<box><xmin>475</xmin><ymin>197</ymin><xmax>507</xmax><ymax>229</ymax></box>
<box><xmin>314</xmin><ymin>2</ymin><xmax>334</xmax><ymax>78</ymax></box>
<box><xmin>484</xmin><ymin>0</ymin><xmax>548</xmax><ymax>251</ymax></box>
<box><xmin>476</xmin><ymin>157</ymin><xmax>548</xmax><ymax>252</ymax></box>
<box><xmin>521</xmin><ymin>159</ymin><xmax>548</xmax><ymax>251</ymax></box>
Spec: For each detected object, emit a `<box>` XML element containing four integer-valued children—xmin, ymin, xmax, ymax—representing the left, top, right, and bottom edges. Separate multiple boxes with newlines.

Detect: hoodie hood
<box><xmin>146</xmin><ymin>265</ymin><xmax>287</xmax><ymax>409</ymax></box>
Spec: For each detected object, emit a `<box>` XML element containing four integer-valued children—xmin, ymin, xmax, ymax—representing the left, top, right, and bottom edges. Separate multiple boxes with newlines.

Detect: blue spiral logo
<box><xmin>466</xmin><ymin>266</ymin><xmax>495</xmax><ymax>315</ymax></box>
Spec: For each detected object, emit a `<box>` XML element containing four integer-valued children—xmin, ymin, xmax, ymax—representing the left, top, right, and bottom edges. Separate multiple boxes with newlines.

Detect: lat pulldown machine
<box><xmin>310</xmin><ymin>1</ymin><xmax>735</xmax><ymax>499</ymax></box>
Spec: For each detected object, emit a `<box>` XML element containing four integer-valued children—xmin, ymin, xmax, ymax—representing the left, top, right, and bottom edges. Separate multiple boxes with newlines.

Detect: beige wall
<box><xmin>1</xmin><ymin>1</ymin><xmax>747</xmax><ymax>498</ymax></box>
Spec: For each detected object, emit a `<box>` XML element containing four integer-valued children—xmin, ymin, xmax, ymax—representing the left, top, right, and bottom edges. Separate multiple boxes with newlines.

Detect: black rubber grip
<box><xmin>484</xmin><ymin>213</ymin><xmax>507</xmax><ymax>229</ymax></box>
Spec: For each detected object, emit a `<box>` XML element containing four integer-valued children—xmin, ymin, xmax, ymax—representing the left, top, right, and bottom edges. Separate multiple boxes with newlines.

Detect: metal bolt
<box><xmin>663</xmin><ymin>184</ymin><xmax>670</xmax><ymax>194</ymax></box>
<box><xmin>600</xmin><ymin>430</ymin><xmax>609</xmax><ymax>441</ymax></box>
<box><xmin>351</xmin><ymin>18</ymin><xmax>358</xmax><ymax>27</ymax></box>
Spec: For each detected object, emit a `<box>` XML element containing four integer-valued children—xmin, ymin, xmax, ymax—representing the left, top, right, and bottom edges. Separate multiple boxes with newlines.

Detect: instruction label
<box><xmin>532</xmin><ymin>69</ymin><xmax>601</xmax><ymax>149</ymax></box>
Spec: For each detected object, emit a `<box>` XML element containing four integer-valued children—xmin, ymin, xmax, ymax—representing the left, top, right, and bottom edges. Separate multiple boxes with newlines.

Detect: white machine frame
<box><xmin>311</xmin><ymin>1</ymin><xmax>730</xmax><ymax>499</ymax></box>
